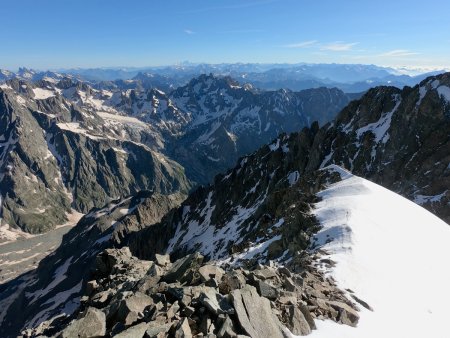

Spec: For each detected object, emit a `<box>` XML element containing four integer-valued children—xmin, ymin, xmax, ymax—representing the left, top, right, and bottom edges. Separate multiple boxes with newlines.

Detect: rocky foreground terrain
<box><xmin>24</xmin><ymin>247</ymin><xmax>363</xmax><ymax>338</ymax></box>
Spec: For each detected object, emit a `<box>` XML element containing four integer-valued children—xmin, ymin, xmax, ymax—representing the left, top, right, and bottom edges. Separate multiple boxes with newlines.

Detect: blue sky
<box><xmin>1</xmin><ymin>0</ymin><xmax>449</xmax><ymax>70</ymax></box>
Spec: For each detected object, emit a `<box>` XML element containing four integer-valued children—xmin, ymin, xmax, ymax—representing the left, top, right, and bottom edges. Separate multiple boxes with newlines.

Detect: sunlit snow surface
<box><xmin>307</xmin><ymin>165</ymin><xmax>450</xmax><ymax>338</ymax></box>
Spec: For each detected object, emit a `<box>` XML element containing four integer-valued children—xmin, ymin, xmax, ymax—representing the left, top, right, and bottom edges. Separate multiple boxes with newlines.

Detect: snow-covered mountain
<box><xmin>0</xmin><ymin>74</ymin><xmax>353</xmax><ymax>235</ymax></box>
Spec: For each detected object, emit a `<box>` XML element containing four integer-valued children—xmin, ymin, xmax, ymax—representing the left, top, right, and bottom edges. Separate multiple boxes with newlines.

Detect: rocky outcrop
<box><xmin>23</xmin><ymin>248</ymin><xmax>360</xmax><ymax>337</ymax></box>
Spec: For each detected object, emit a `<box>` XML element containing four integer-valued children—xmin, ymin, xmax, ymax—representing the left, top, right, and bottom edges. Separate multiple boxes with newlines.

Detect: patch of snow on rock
<box><xmin>33</xmin><ymin>88</ymin><xmax>55</xmax><ymax>100</ymax></box>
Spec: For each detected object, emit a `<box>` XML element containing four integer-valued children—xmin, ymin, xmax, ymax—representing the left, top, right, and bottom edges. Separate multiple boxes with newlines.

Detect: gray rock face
<box><xmin>163</xmin><ymin>252</ymin><xmax>204</xmax><ymax>284</ymax></box>
<box><xmin>231</xmin><ymin>285</ymin><xmax>288</xmax><ymax>338</ymax></box>
<box><xmin>0</xmin><ymin>90</ymin><xmax>72</xmax><ymax>233</ymax></box>
<box><xmin>199</xmin><ymin>287</ymin><xmax>234</xmax><ymax>315</ymax></box>
<box><xmin>285</xmin><ymin>305</ymin><xmax>312</xmax><ymax>336</ymax></box>
<box><xmin>175</xmin><ymin>317</ymin><xmax>193</xmax><ymax>338</ymax></box>
<box><xmin>0</xmin><ymin>82</ymin><xmax>191</xmax><ymax>234</ymax></box>
<box><xmin>114</xmin><ymin>322</ymin><xmax>151</xmax><ymax>338</ymax></box>
<box><xmin>117</xmin><ymin>292</ymin><xmax>153</xmax><ymax>326</ymax></box>
<box><xmin>198</xmin><ymin>264</ymin><xmax>224</xmax><ymax>282</ymax></box>
<box><xmin>255</xmin><ymin>280</ymin><xmax>278</xmax><ymax>300</ymax></box>
<box><xmin>61</xmin><ymin>307</ymin><xmax>106</xmax><ymax>338</ymax></box>
<box><xmin>154</xmin><ymin>253</ymin><xmax>171</xmax><ymax>267</ymax></box>
<box><xmin>145</xmin><ymin>322</ymin><xmax>172</xmax><ymax>338</ymax></box>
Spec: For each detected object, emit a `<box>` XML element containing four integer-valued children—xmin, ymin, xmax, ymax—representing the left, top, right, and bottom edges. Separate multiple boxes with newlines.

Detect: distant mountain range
<box><xmin>1</xmin><ymin>63</ymin><xmax>446</xmax><ymax>93</ymax></box>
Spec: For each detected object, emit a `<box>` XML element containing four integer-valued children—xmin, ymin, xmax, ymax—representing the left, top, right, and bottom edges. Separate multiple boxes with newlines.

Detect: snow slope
<box><xmin>308</xmin><ymin>165</ymin><xmax>450</xmax><ymax>338</ymax></box>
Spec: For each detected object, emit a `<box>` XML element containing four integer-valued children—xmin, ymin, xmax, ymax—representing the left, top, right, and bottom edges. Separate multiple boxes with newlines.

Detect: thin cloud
<box><xmin>321</xmin><ymin>42</ymin><xmax>358</xmax><ymax>51</ymax></box>
<box><xmin>379</xmin><ymin>49</ymin><xmax>419</xmax><ymax>57</ymax></box>
<box><xmin>283</xmin><ymin>40</ymin><xmax>318</xmax><ymax>48</ymax></box>
<box><xmin>184</xmin><ymin>29</ymin><xmax>195</xmax><ymax>35</ymax></box>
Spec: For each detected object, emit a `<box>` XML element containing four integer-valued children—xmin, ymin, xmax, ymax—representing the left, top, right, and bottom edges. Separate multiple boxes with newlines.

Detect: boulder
<box><xmin>283</xmin><ymin>277</ymin><xmax>297</xmax><ymax>292</ymax></box>
<box><xmin>85</xmin><ymin>280</ymin><xmax>99</xmax><ymax>296</ymax></box>
<box><xmin>200</xmin><ymin>314</ymin><xmax>215</xmax><ymax>335</ymax></box>
<box><xmin>167</xmin><ymin>286</ymin><xmax>192</xmax><ymax>306</ymax></box>
<box><xmin>285</xmin><ymin>305</ymin><xmax>312</xmax><ymax>336</ymax></box>
<box><xmin>136</xmin><ymin>275</ymin><xmax>161</xmax><ymax>293</ymax></box>
<box><xmin>199</xmin><ymin>287</ymin><xmax>234</xmax><ymax>315</ymax></box>
<box><xmin>175</xmin><ymin>317</ymin><xmax>193</xmax><ymax>338</ymax></box>
<box><xmin>117</xmin><ymin>292</ymin><xmax>154</xmax><ymax>326</ymax></box>
<box><xmin>198</xmin><ymin>265</ymin><xmax>224</xmax><ymax>282</ymax></box>
<box><xmin>231</xmin><ymin>285</ymin><xmax>288</xmax><ymax>338</ymax></box>
<box><xmin>146</xmin><ymin>322</ymin><xmax>173</xmax><ymax>338</ymax></box>
<box><xmin>277</xmin><ymin>267</ymin><xmax>292</xmax><ymax>277</ymax></box>
<box><xmin>351</xmin><ymin>294</ymin><xmax>373</xmax><ymax>311</ymax></box>
<box><xmin>91</xmin><ymin>290</ymin><xmax>114</xmax><ymax>307</ymax></box>
<box><xmin>163</xmin><ymin>252</ymin><xmax>204</xmax><ymax>284</ymax></box>
<box><xmin>181</xmin><ymin>305</ymin><xmax>195</xmax><ymax>317</ymax></box>
<box><xmin>155</xmin><ymin>253</ymin><xmax>171</xmax><ymax>267</ymax></box>
<box><xmin>167</xmin><ymin>301</ymin><xmax>180</xmax><ymax>319</ymax></box>
<box><xmin>114</xmin><ymin>322</ymin><xmax>150</xmax><ymax>338</ymax></box>
<box><xmin>319</xmin><ymin>300</ymin><xmax>359</xmax><ymax>326</ymax></box>
<box><xmin>251</xmin><ymin>267</ymin><xmax>278</xmax><ymax>281</ymax></box>
<box><xmin>219</xmin><ymin>270</ymin><xmax>246</xmax><ymax>294</ymax></box>
<box><xmin>299</xmin><ymin>303</ymin><xmax>316</xmax><ymax>330</ymax></box>
<box><xmin>217</xmin><ymin>315</ymin><xmax>237</xmax><ymax>338</ymax></box>
<box><xmin>95</xmin><ymin>247</ymin><xmax>132</xmax><ymax>275</ymax></box>
<box><xmin>148</xmin><ymin>263</ymin><xmax>165</xmax><ymax>277</ymax></box>
<box><xmin>255</xmin><ymin>280</ymin><xmax>278</xmax><ymax>300</ymax></box>
<box><xmin>61</xmin><ymin>307</ymin><xmax>106</xmax><ymax>338</ymax></box>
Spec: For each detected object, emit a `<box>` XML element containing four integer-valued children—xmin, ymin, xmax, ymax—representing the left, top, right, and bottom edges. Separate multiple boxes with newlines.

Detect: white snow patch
<box><xmin>232</xmin><ymin>235</ymin><xmax>282</xmax><ymax>262</ymax></box>
<box><xmin>26</xmin><ymin>281</ymin><xmax>82</xmax><ymax>328</ymax></box>
<box><xmin>308</xmin><ymin>165</ymin><xmax>450</xmax><ymax>338</ymax></box>
<box><xmin>33</xmin><ymin>88</ymin><xmax>55</xmax><ymax>100</ymax></box>
<box><xmin>437</xmin><ymin>85</ymin><xmax>450</xmax><ymax>102</ymax></box>
<box><xmin>269</xmin><ymin>138</ymin><xmax>280</xmax><ymax>151</ymax></box>
<box><xmin>26</xmin><ymin>257</ymin><xmax>73</xmax><ymax>304</ymax></box>
<box><xmin>414</xmin><ymin>190</ymin><xmax>447</xmax><ymax>205</ymax></box>
<box><xmin>97</xmin><ymin>111</ymin><xmax>147</xmax><ymax>127</ymax></box>
<box><xmin>319</xmin><ymin>151</ymin><xmax>334</xmax><ymax>169</ymax></box>
<box><xmin>56</xmin><ymin>122</ymin><xmax>103</xmax><ymax>140</ymax></box>
<box><xmin>356</xmin><ymin>96</ymin><xmax>401</xmax><ymax>144</ymax></box>
<box><xmin>287</xmin><ymin>171</ymin><xmax>300</xmax><ymax>186</ymax></box>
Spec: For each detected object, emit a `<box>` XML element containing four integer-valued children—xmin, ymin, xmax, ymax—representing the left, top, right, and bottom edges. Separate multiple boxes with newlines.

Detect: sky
<box><xmin>1</xmin><ymin>0</ymin><xmax>449</xmax><ymax>71</ymax></box>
